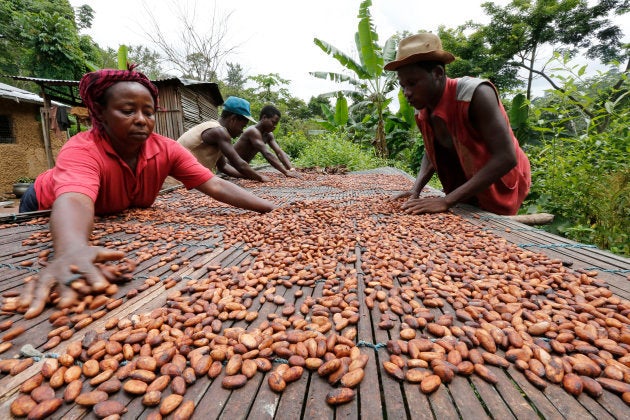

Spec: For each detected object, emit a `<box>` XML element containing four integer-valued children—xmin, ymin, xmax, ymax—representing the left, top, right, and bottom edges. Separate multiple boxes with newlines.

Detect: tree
<box><xmin>224</xmin><ymin>62</ymin><xmax>247</xmax><ymax>93</ymax></box>
<box><xmin>0</xmin><ymin>0</ymin><xmax>99</xmax><ymax>81</ymax></box>
<box><xmin>247</xmin><ymin>73</ymin><xmax>309</xmax><ymax>118</ymax></box>
<box><xmin>142</xmin><ymin>0</ymin><xmax>238</xmax><ymax>81</ymax></box>
<box><xmin>307</xmin><ymin>95</ymin><xmax>331</xmax><ymax>119</ymax></box>
<box><xmin>248</xmin><ymin>73</ymin><xmax>291</xmax><ymax>103</ymax></box>
<box><xmin>311</xmin><ymin>0</ymin><xmax>398</xmax><ymax>158</ymax></box>
<box><xmin>481</xmin><ymin>0</ymin><xmax>628</xmax><ymax>100</ymax></box>
<box><xmin>101</xmin><ymin>45</ymin><xmax>167</xmax><ymax>79</ymax></box>
<box><xmin>74</xmin><ymin>4</ymin><xmax>93</xmax><ymax>31</ymax></box>
<box><xmin>437</xmin><ymin>24</ymin><xmax>521</xmax><ymax>92</ymax></box>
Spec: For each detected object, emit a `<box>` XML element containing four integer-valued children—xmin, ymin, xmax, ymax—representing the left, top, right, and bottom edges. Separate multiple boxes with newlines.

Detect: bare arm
<box><xmin>20</xmin><ymin>193</ymin><xmax>124</xmax><ymax>318</ymax></box>
<box><xmin>203</xmin><ymin>128</ymin><xmax>268</xmax><ymax>182</ymax></box>
<box><xmin>196</xmin><ymin>176</ymin><xmax>276</xmax><ymax>213</ymax></box>
<box><xmin>267</xmin><ymin>136</ymin><xmax>294</xmax><ymax>170</ymax></box>
<box><xmin>253</xmin><ymin>139</ymin><xmax>290</xmax><ymax>175</ymax></box>
<box><xmin>393</xmin><ymin>154</ymin><xmax>434</xmax><ymax>200</ymax></box>
<box><xmin>402</xmin><ymin>84</ymin><xmax>517</xmax><ymax>214</ymax></box>
<box><xmin>216</xmin><ymin>156</ymin><xmax>250</xmax><ymax>178</ymax></box>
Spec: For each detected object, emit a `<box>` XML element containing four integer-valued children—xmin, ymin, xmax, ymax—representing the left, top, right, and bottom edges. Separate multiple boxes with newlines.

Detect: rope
<box><xmin>583</xmin><ymin>267</ymin><xmax>630</xmax><ymax>274</ymax></box>
<box><xmin>0</xmin><ymin>263</ymin><xmax>40</xmax><ymax>273</ymax></box>
<box><xmin>357</xmin><ymin>340</ymin><xmax>387</xmax><ymax>350</ymax></box>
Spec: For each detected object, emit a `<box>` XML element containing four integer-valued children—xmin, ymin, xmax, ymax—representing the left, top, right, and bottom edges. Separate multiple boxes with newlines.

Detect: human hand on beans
<box><xmin>20</xmin><ymin>246</ymin><xmax>125</xmax><ymax>319</ymax></box>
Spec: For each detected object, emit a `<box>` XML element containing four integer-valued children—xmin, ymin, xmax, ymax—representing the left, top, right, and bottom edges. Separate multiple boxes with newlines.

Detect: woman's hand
<box><xmin>20</xmin><ymin>246</ymin><xmax>124</xmax><ymax>319</ymax></box>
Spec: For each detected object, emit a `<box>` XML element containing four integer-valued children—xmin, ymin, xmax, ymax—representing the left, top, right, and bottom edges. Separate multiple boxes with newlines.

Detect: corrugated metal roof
<box><xmin>0</xmin><ymin>82</ymin><xmax>43</xmax><ymax>104</ymax></box>
<box><xmin>0</xmin><ymin>82</ymin><xmax>68</xmax><ymax>107</ymax></box>
<box><xmin>153</xmin><ymin>77</ymin><xmax>223</xmax><ymax>105</ymax></box>
<box><xmin>4</xmin><ymin>75</ymin><xmax>80</xmax><ymax>86</ymax></box>
<box><xmin>3</xmin><ymin>75</ymin><xmax>223</xmax><ymax>106</ymax></box>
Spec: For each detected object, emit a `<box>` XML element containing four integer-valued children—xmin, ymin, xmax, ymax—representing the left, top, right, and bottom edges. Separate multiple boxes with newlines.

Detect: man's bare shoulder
<box><xmin>202</xmin><ymin>125</ymin><xmax>231</xmax><ymax>144</ymax></box>
<box><xmin>240</xmin><ymin>126</ymin><xmax>262</xmax><ymax>141</ymax></box>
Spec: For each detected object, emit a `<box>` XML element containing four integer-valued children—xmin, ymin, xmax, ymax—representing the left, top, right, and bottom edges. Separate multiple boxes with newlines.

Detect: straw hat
<box><xmin>384</xmin><ymin>33</ymin><xmax>455</xmax><ymax>71</ymax></box>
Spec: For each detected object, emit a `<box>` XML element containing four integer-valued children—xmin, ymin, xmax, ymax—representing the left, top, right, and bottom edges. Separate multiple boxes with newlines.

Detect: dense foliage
<box><xmin>521</xmin><ymin>60</ymin><xmax>629</xmax><ymax>255</ymax></box>
<box><xmin>273</xmin><ymin>132</ymin><xmax>407</xmax><ymax>173</ymax></box>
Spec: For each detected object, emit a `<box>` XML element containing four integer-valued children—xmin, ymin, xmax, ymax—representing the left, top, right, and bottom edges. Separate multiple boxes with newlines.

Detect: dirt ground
<box><xmin>0</xmin><ymin>198</ymin><xmax>19</xmax><ymax>215</ymax></box>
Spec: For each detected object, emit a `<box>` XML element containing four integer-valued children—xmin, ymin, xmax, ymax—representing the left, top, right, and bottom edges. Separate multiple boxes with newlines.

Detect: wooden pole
<box><xmin>506</xmin><ymin>213</ymin><xmax>555</xmax><ymax>225</ymax></box>
<box><xmin>39</xmin><ymin>88</ymin><xmax>54</xmax><ymax>169</ymax></box>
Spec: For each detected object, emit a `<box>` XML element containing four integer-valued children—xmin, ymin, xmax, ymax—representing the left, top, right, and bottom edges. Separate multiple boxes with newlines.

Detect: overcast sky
<box><xmin>69</xmin><ymin>0</ymin><xmax>628</xmax><ymax>102</ymax></box>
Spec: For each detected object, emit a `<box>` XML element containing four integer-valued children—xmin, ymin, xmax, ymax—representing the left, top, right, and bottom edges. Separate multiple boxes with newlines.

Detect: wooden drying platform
<box><xmin>0</xmin><ymin>167</ymin><xmax>628</xmax><ymax>420</ymax></box>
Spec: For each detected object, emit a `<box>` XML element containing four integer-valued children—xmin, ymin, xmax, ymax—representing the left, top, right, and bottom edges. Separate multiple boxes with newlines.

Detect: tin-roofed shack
<box><xmin>0</xmin><ymin>82</ymin><xmax>69</xmax><ymax>197</ymax></box>
<box><xmin>0</xmin><ymin>75</ymin><xmax>223</xmax><ymax>197</ymax></box>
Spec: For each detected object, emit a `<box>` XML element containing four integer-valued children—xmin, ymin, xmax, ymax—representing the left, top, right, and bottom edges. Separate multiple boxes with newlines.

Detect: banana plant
<box><xmin>117</xmin><ymin>45</ymin><xmax>128</xmax><ymax>70</ymax></box>
<box><xmin>311</xmin><ymin>0</ymin><xmax>398</xmax><ymax>158</ymax></box>
<box><xmin>316</xmin><ymin>93</ymin><xmax>349</xmax><ymax>131</ymax></box>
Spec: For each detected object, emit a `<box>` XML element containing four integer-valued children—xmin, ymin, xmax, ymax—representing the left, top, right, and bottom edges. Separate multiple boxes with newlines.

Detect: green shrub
<box><xmin>277</xmin><ymin>132</ymin><xmax>311</xmax><ymax>160</ymax></box>
<box><xmin>294</xmin><ymin>133</ymin><xmax>387</xmax><ymax>171</ymax></box>
<box><xmin>522</xmin><ymin>71</ymin><xmax>629</xmax><ymax>256</ymax></box>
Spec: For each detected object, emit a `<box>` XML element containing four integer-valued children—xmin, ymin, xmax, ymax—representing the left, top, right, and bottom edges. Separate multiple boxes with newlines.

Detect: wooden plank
<box><xmin>301</xmin><ymin>373</ymin><xmax>335</xmax><ymax>420</ymax></box>
<box><xmin>542</xmin><ymin>382</ymin><xmax>595</xmax><ymax>419</ymax></box>
<box><xmin>592</xmin><ymin>389</ymin><xmax>630</xmax><ymax>420</ymax></box>
<box><xmin>402</xmin><ymin>381</ymin><xmax>433</xmax><ymax>420</ymax></box>
<box><xmin>575</xmin><ymin>393</ymin><xmax>615</xmax><ymax>420</ymax></box>
<box><xmin>449</xmin><ymin>376</ymin><xmax>492</xmax><ymax>420</ymax></box>
<box><xmin>427</xmin><ymin>384</ymin><xmax>459</xmax><ymax>420</ymax></box>
<box><xmin>218</xmin><ymin>373</ymin><xmax>266</xmax><ymax>420</ymax></box>
<box><xmin>272</xmin><ymin>371</ymin><xmax>310</xmax><ymax>419</ymax></box>
<box><xmin>507</xmin><ymin>368</ymin><xmax>564</xmax><ymax>419</ymax></box>
<box><xmin>371</xmin><ymin>310</ymin><xmax>407</xmax><ymax>419</ymax></box>
<box><xmin>491</xmin><ymin>369</ymin><xmax>540</xmax><ymax>420</ymax></box>
<box><xmin>245</xmin><ymin>378</ymin><xmax>281</xmax><ymax>419</ymax></box>
<box><xmin>355</xmin><ymin>245</ymin><xmax>385</xmax><ymax>420</ymax></box>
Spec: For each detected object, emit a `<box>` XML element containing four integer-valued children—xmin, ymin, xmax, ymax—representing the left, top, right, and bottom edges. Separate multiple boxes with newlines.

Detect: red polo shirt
<box><xmin>34</xmin><ymin>130</ymin><xmax>213</xmax><ymax>215</ymax></box>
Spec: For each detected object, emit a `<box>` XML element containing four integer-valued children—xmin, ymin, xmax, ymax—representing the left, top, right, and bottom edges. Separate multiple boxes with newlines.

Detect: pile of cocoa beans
<box><xmin>1</xmin><ymin>172</ymin><xmax>629</xmax><ymax>419</ymax></box>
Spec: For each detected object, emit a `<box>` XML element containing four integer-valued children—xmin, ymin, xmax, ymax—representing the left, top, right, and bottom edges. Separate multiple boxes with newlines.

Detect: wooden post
<box><xmin>39</xmin><ymin>88</ymin><xmax>55</xmax><ymax>169</ymax></box>
<box><xmin>506</xmin><ymin>213</ymin><xmax>555</xmax><ymax>225</ymax></box>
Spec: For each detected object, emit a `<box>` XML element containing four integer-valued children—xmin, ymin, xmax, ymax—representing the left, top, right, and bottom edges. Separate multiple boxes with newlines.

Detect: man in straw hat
<box><xmin>385</xmin><ymin>33</ymin><xmax>530</xmax><ymax>215</ymax></box>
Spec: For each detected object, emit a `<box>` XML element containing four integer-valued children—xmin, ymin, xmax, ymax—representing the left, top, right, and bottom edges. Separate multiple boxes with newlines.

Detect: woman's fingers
<box><xmin>86</xmin><ymin>249</ymin><xmax>125</xmax><ymax>291</ymax></box>
<box><xmin>21</xmin><ymin>248</ymin><xmax>126</xmax><ymax>318</ymax></box>
<box><xmin>94</xmin><ymin>249</ymin><xmax>126</xmax><ymax>263</ymax></box>
<box><xmin>392</xmin><ymin>191</ymin><xmax>412</xmax><ymax>201</ymax></box>
<box><xmin>23</xmin><ymin>274</ymin><xmax>55</xmax><ymax>319</ymax></box>
<box><xmin>82</xmin><ymin>266</ymin><xmax>110</xmax><ymax>293</ymax></box>
<box><xmin>56</xmin><ymin>285</ymin><xmax>79</xmax><ymax>309</ymax></box>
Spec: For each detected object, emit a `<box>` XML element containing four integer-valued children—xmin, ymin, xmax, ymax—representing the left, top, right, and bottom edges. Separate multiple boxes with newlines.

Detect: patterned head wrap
<box><xmin>79</xmin><ymin>64</ymin><xmax>159</xmax><ymax>132</ymax></box>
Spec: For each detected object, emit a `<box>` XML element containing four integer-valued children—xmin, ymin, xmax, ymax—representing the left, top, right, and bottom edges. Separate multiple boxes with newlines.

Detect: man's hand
<box><xmin>20</xmin><ymin>246</ymin><xmax>124</xmax><ymax>319</ymax></box>
<box><xmin>285</xmin><ymin>170</ymin><xmax>302</xmax><ymax>179</ymax></box>
<box><xmin>391</xmin><ymin>190</ymin><xmax>412</xmax><ymax>201</ymax></box>
<box><xmin>401</xmin><ymin>197</ymin><xmax>451</xmax><ymax>215</ymax></box>
<box><xmin>259</xmin><ymin>174</ymin><xmax>271</xmax><ymax>182</ymax></box>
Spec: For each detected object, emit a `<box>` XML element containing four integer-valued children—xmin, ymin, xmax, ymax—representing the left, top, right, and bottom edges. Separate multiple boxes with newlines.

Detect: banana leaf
<box><xmin>313</xmin><ymin>38</ymin><xmax>371</xmax><ymax>80</ymax></box>
<box><xmin>117</xmin><ymin>45</ymin><xmax>128</xmax><ymax>70</ymax></box>
<box><xmin>356</xmin><ymin>0</ymin><xmax>382</xmax><ymax>77</ymax></box>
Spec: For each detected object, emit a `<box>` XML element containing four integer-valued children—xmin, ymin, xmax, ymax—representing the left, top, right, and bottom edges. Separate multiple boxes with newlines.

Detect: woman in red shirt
<box><xmin>19</xmin><ymin>67</ymin><xmax>275</xmax><ymax>319</ymax></box>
